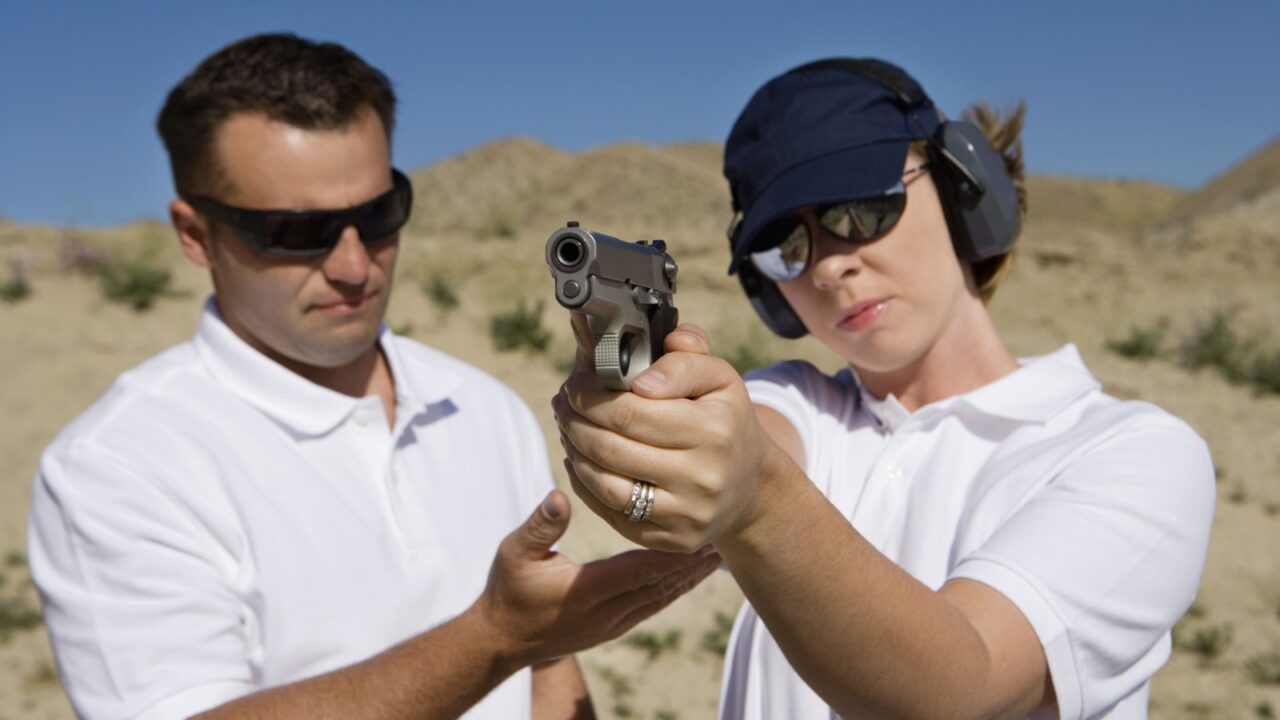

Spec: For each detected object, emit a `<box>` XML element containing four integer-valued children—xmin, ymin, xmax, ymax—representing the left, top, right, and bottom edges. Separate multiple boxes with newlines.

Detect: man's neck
<box><xmin>253</xmin><ymin>337</ymin><xmax>398</xmax><ymax>428</ymax></box>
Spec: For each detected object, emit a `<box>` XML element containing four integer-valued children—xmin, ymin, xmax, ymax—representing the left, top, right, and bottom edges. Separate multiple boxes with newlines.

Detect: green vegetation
<box><xmin>1251</xmin><ymin>349</ymin><xmax>1280</xmax><ymax>396</ymax></box>
<box><xmin>622</xmin><ymin>628</ymin><xmax>682</xmax><ymax>661</ymax></box>
<box><xmin>480</xmin><ymin>208</ymin><xmax>518</xmax><ymax>238</ymax></box>
<box><xmin>56</xmin><ymin>230</ymin><xmax>109</xmax><ymax>274</ymax></box>
<box><xmin>1107</xmin><ymin>311</ymin><xmax>1280</xmax><ymax>397</ymax></box>
<box><xmin>1257</xmin><ymin>701</ymin><xmax>1276</xmax><ymax>719</ymax></box>
<box><xmin>1246</xmin><ymin>652</ymin><xmax>1280</xmax><ymax>685</ymax></box>
<box><xmin>1180</xmin><ymin>311</ymin><xmax>1254</xmax><ymax>383</ymax></box>
<box><xmin>97</xmin><ymin>252</ymin><xmax>178</xmax><ymax>311</ymax></box>
<box><xmin>1177</xmin><ymin>623</ymin><xmax>1233</xmax><ymax>667</ymax></box>
<box><xmin>423</xmin><ymin>273</ymin><xmax>459</xmax><ymax>313</ymax></box>
<box><xmin>0</xmin><ymin>551</ymin><xmax>41</xmax><ymax>644</ymax></box>
<box><xmin>490</xmin><ymin>298</ymin><xmax>551</xmax><ymax>353</ymax></box>
<box><xmin>1105</xmin><ymin>323</ymin><xmax>1165</xmax><ymax>360</ymax></box>
<box><xmin>593</xmin><ymin>664</ymin><xmax>635</xmax><ymax>718</ymax></box>
<box><xmin>701</xmin><ymin>610</ymin><xmax>735</xmax><ymax>657</ymax></box>
<box><xmin>0</xmin><ymin>259</ymin><xmax>31</xmax><ymax>302</ymax></box>
<box><xmin>1228</xmin><ymin>483</ymin><xmax>1248</xmax><ymax>504</ymax></box>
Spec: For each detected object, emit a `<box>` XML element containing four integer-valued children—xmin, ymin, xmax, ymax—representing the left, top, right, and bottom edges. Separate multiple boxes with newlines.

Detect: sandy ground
<box><xmin>1</xmin><ymin>139</ymin><xmax>1277</xmax><ymax>719</ymax></box>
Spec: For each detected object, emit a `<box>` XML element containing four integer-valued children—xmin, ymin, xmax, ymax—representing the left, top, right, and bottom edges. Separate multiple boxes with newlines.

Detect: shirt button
<box><xmin>353</xmin><ymin>409</ymin><xmax>371</xmax><ymax>427</ymax></box>
<box><xmin>886</xmin><ymin>464</ymin><xmax>904</xmax><ymax>482</ymax></box>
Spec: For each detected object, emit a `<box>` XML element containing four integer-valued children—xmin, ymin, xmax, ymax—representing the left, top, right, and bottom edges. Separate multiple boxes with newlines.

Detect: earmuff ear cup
<box><xmin>929</xmin><ymin>120</ymin><xmax>1021</xmax><ymax>262</ymax></box>
<box><xmin>738</xmin><ymin>263</ymin><xmax>808</xmax><ymax>339</ymax></box>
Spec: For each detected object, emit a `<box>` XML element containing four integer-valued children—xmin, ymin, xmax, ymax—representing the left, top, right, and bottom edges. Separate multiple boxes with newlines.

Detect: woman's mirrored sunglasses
<box><xmin>749</xmin><ymin>163</ymin><xmax>928</xmax><ymax>283</ymax></box>
<box><xmin>183</xmin><ymin>169</ymin><xmax>414</xmax><ymax>257</ymax></box>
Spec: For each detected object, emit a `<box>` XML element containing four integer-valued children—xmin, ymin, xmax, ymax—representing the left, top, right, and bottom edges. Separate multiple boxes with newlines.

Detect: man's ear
<box><xmin>170</xmin><ymin>199</ymin><xmax>214</xmax><ymax>268</ymax></box>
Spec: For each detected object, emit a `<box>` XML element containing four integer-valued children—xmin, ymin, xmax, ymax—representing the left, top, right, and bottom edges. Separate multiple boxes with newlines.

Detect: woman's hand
<box><xmin>552</xmin><ymin>316</ymin><xmax>789</xmax><ymax>552</ymax></box>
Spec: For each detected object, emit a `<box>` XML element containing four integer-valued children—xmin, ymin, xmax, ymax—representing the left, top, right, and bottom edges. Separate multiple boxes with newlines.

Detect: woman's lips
<box><xmin>836</xmin><ymin>299</ymin><xmax>888</xmax><ymax>332</ymax></box>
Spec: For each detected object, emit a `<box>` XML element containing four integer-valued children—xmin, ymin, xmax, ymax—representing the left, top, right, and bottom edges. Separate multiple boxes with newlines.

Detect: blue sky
<box><xmin>2</xmin><ymin>1</ymin><xmax>1277</xmax><ymax>227</ymax></box>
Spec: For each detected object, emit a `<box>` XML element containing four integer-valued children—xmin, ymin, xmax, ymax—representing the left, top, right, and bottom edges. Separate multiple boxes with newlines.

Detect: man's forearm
<box><xmin>196</xmin><ymin>603</ymin><xmax>519</xmax><ymax>720</ymax></box>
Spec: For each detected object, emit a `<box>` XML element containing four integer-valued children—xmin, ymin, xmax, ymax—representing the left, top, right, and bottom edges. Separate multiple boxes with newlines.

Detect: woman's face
<box><xmin>776</xmin><ymin>152</ymin><xmax>978</xmax><ymax>377</ymax></box>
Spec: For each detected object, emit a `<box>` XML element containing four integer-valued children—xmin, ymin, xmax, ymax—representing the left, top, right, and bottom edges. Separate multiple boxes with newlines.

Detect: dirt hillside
<box><xmin>1</xmin><ymin>138</ymin><xmax>1277</xmax><ymax>719</ymax></box>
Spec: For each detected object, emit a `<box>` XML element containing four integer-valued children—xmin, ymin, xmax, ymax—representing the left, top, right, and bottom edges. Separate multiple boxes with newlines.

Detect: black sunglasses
<box><xmin>184</xmin><ymin>169</ymin><xmax>414</xmax><ymax>257</ymax></box>
<box><xmin>748</xmin><ymin>163</ymin><xmax>928</xmax><ymax>283</ymax></box>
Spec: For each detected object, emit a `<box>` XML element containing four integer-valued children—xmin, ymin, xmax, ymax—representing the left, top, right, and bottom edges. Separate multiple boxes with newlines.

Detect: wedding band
<box><xmin>628</xmin><ymin>482</ymin><xmax>655</xmax><ymax>523</ymax></box>
<box><xmin>639</xmin><ymin>486</ymin><xmax>655</xmax><ymax>523</ymax></box>
<box><xmin>623</xmin><ymin>480</ymin><xmax>645</xmax><ymax>516</ymax></box>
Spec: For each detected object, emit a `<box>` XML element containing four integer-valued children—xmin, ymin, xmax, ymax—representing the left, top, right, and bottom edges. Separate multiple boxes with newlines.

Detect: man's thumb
<box><xmin>512</xmin><ymin>490</ymin><xmax>571</xmax><ymax>556</ymax></box>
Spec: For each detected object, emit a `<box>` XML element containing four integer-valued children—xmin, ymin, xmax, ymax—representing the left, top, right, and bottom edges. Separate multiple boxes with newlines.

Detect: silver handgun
<box><xmin>546</xmin><ymin>222</ymin><xmax>679</xmax><ymax>390</ymax></box>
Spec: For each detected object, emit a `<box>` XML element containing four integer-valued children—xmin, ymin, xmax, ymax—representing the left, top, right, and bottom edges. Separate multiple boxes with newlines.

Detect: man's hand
<box><xmin>554</xmin><ymin>318</ymin><xmax>792</xmax><ymax>552</ymax></box>
<box><xmin>473</xmin><ymin>489</ymin><xmax>721</xmax><ymax>671</ymax></box>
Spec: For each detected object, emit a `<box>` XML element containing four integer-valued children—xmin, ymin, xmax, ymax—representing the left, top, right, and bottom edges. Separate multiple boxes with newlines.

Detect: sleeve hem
<box><xmin>950</xmin><ymin>557</ymin><xmax>1080</xmax><ymax>720</ymax></box>
<box><xmin>134</xmin><ymin>680</ymin><xmax>252</xmax><ymax>720</ymax></box>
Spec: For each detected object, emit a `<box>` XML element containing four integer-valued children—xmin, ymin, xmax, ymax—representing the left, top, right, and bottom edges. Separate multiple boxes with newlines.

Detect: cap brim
<box><xmin>728</xmin><ymin>139</ymin><xmax>910</xmax><ymax>274</ymax></box>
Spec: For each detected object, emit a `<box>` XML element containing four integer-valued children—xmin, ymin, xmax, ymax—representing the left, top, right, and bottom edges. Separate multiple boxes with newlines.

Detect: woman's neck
<box><xmin>856</xmin><ymin>300</ymin><xmax>1018</xmax><ymax>413</ymax></box>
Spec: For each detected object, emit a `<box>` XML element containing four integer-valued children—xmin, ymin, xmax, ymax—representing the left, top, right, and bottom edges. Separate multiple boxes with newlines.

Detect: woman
<box><xmin>553</xmin><ymin>58</ymin><xmax>1214</xmax><ymax>719</ymax></box>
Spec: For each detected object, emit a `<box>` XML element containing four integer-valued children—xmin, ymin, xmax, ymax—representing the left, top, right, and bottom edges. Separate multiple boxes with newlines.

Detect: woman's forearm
<box><xmin>715</xmin><ymin>453</ymin><xmax>1046</xmax><ymax>720</ymax></box>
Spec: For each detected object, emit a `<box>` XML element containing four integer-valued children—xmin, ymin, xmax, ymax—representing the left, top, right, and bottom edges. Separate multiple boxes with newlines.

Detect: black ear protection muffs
<box><xmin>734</xmin><ymin>58</ymin><xmax>1022</xmax><ymax>340</ymax></box>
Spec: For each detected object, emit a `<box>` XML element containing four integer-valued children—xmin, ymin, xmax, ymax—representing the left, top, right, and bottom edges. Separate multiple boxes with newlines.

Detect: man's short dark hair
<box><xmin>157</xmin><ymin>33</ymin><xmax>397</xmax><ymax>196</ymax></box>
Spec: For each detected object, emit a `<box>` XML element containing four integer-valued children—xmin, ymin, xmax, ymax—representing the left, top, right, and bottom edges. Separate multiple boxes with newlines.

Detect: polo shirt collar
<box><xmin>193</xmin><ymin>298</ymin><xmax>463</xmax><ymax>436</ymax></box>
<box><xmin>855</xmin><ymin>344</ymin><xmax>1101</xmax><ymax>431</ymax></box>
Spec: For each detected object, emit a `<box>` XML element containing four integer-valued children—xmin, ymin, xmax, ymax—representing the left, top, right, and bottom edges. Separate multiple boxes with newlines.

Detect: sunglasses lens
<box><xmin>260</xmin><ymin>215</ymin><xmax>345</xmax><ymax>255</ymax></box>
<box><xmin>750</xmin><ymin>220</ymin><xmax>810</xmax><ymax>283</ymax></box>
<box><xmin>820</xmin><ymin>183</ymin><xmax>907</xmax><ymax>243</ymax></box>
<box><xmin>353</xmin><ymin>181</ymin><xmax>411</xmax><ymax>242</ymax></box>
<box><xmin>747</xmin><ymin>181</ymin><xmax>909</xmax><ymax>282</ymax></box>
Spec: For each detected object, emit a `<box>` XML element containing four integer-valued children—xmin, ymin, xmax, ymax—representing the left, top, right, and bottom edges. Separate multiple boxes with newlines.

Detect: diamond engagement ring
<box><xmin>623</xmin><ymin>480</ymin><xmax>645</xmax><ymax>516</ymax></box>
<box><xmin>627</xmin><ymin>481</ymin><xmax>655</xmax><ymax>523</ymax></box>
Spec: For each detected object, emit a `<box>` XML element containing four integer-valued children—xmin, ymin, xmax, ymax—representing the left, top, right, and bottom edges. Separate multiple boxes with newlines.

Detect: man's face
<box><xmin>194</xmin><ymin>107</ymin><xmax>400</xmax><ymax>374</ymax></box>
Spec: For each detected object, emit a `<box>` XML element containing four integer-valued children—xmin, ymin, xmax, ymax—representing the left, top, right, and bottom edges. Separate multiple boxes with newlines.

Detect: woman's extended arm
<box><xmin>555</xmin><ymin>324</ymin><xmax>1051</xmax><ymax>719</ymax></box>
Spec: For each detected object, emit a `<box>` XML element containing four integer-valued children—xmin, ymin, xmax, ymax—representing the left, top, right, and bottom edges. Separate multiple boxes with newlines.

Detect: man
<box><xmin>28</xmin><ymin>33</ymin><xmax>719</xmax><ymax>719</ymax></box>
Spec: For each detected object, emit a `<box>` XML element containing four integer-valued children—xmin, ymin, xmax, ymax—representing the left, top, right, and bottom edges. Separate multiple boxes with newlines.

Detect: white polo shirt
<box><xmin>29</xmin><ymin>300</ymin><xmax>552</xmax><ymax>720</ymax></box>
<box><xmin>720</xmin><ymin>346</ymin><xmax>1215</xmax><ymax>720</ymax></box>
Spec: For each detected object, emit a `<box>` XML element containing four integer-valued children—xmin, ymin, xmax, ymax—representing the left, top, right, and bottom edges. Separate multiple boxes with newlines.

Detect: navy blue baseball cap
<box><xmin>724</xmin><ymin>58</ymin><xmax>942</xmax><ymax>274</ymax></box>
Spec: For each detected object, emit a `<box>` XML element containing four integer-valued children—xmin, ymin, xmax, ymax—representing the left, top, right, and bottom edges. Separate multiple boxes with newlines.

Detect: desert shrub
<box><xmin>1106</xmin><ymin>323</ymin><xmax>1165</xmax><ymax>360</ymax></box>
<box><xmin>0</xmin><ymin>551</ymin><xmax>41</xmax><ymax>644</ymax></box>
<box><xmin>1228</xmin><ymin>483</ymin><xmax>1248</xmax><ymax>504</ymax></box>
<box><xmin>423</xmin><ymin>273</ymin><xmax>459</xmax><ymax>312</ymax></box>
<box><xmin>0</xmin><ymin>594</ymin><xmax>42</xmax><ymax>643</ymax></box>
<box><xmin>593</xmin><ymin>664</ymin><xmax>635</xmax><ymax>718</ymax></box>
<box><xmin>621</xmin><ymin>628</ymin><xmax>681</xmax><ymax>661</ymax></box>
<box><xmin>490</xmin><ymin>298</ymin><xmax>551</xmax><ymax>353</ymax></box>
<box><xmin>1177</xmin><ymin>623</ymin><xmax>1233</xmax><ymax>667</ymax></box>
<box><xmin>97</xmin><ymin>253</ymin><xmax>175</xmax><ymax>311</ymax></box>
<box><xmin>56</xmin><ymin>231</ymin><xmax>109</xmax><ymax>273</ymax></box>
<box><xmin>480</xmin><ymin>208</ymin><xmax>517</xmax><ymax>238</ymax></box>
<box><xmin>701</xmin><ymin>610</ymin><xmax>735</xmax><ymax>657</ymax></box>
<box><xmin>1246</xmin><ymin>652</ymin><xmax>1280</xmax><ymax>685</ymax></box>
<box><xmin>1250</xmin><ymin>349</ymin><xmax>1280</xmax><ymax>396</ymax></box>
<box><xmin>0</xmin><ymin>259</ymin><xmax>31</xmax><ymax>302</ymax></box>
<box><xmin>1179</xmin><ymin>312</ymin><xmax>1253</xmax><ymax>383</ymax></box>
<box><xmin>1258</xmin><ymin>701</ymin><xmax>1276</xmax><ymax>719</ymax></box>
